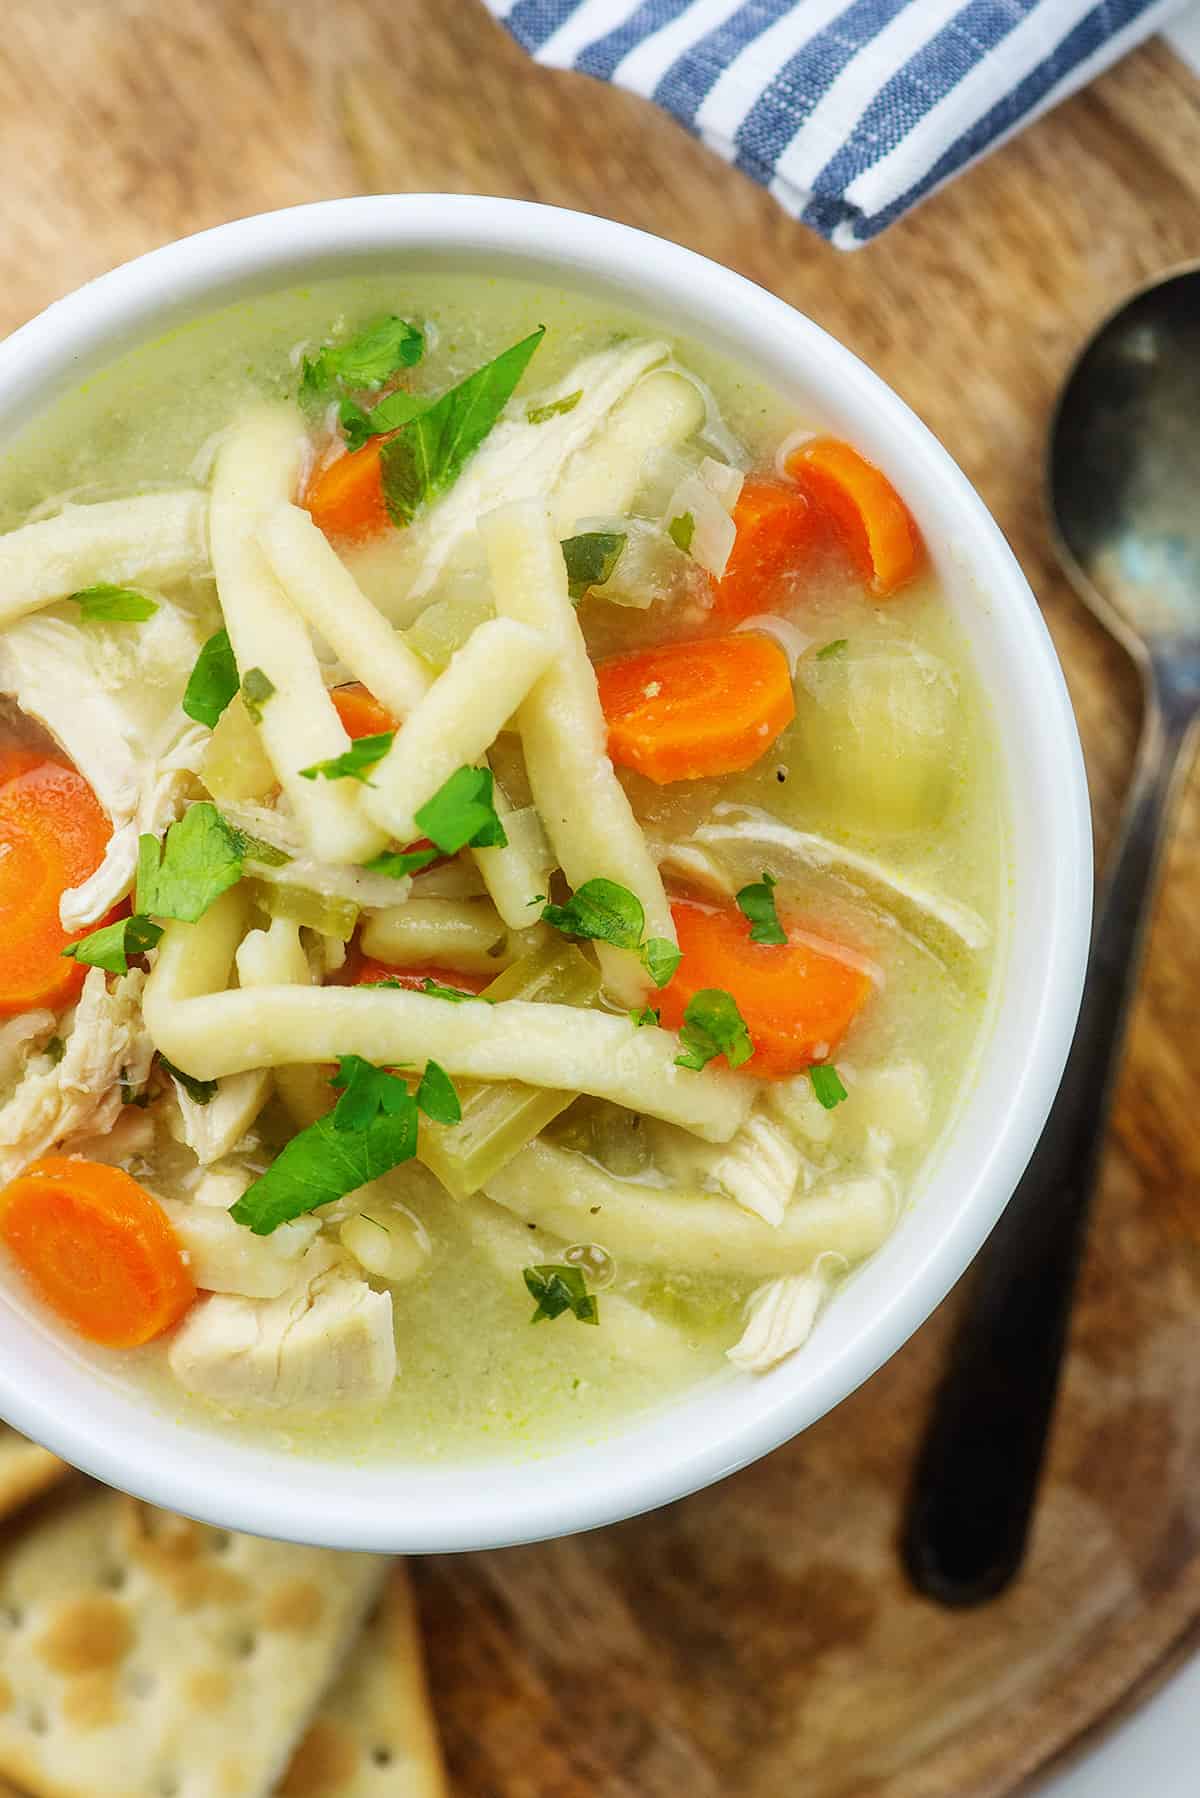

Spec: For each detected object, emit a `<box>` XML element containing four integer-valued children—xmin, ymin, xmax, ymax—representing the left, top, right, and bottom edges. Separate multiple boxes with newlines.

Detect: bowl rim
<box><xmin>0</xmin><ymin>195</ymin><xmax>1092</xmax><ymax>1551</ymax></box>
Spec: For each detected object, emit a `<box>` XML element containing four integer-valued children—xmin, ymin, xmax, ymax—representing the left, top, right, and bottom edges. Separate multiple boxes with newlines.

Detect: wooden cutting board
<box><xmin>3</xmin><ymin>5</ymin><xmax>1200</xmax><ymax>1792</ymax></box>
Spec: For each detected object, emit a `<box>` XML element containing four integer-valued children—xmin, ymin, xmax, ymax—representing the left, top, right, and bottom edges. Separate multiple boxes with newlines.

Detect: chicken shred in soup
<box><xmin>0</xmin><ymin>275</ymin><xmax>1005</xmax><ymax>1461</ymax></box>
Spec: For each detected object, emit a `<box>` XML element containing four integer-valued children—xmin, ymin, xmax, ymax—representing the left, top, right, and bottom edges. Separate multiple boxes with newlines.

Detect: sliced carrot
<box><xmin>0</xmin><ymin>1157</ymin><xmax>196</xmax><ymax>1348</ymax></box>
<box><xmin>658</xmin><ymin>899</ymin><xmax>872</xmax><ymax>1080</ymax></box>
<box><xmin>0</xmin><ymin>744</ymin><xmax>58</xmax><ymax>788</ymax></box>
<box><xmin>346</xmin><ymin>955</ymin><xmax>489</xmax><ymax>996</ymax></box>
<box><xmin>0</xmin><ymin>758</ymin><xmax>113</xmax><ymax>1018</ymax></box>
<box><xmin>595</xmin><ymin>634</ymin><xmax>795</xmax><ymax>784</ymax></box>
<box><xmin>712</xmin><ymin>476</ymin><xmax>825</xmax><ymax>622</ymax></box>
<box><xmin>785</xmin><ymin>436</ymin><xmax>921</xmax><ymax>596</ymax></box>
<box><xmin>305</xmin><ymin>437</ymin><xmax>392</xmax><ymax>542</ymax></box>
<box><xmin>330</xmin><ymin>683</ymin><xmax>401</xmax><ymax>740</ymax></box>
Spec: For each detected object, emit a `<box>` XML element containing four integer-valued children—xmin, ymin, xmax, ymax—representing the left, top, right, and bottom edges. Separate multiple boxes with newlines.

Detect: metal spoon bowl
<box><xmin>904</xmin><ymin>265</ymin><xmax>1200</xmax><ymax>1605</ymax></box>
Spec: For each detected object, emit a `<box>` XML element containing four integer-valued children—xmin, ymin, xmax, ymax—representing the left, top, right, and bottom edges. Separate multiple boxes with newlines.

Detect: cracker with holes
<box><xmin>277</xmin><ymin>1565</ymin><xmax>446</xmax><ymax>1797</ymax></box>
<box><xmin>0</xmin><ymin>1429</ymin><xmax>66</xmax><ymax>1522</ymax></box>
<box><xmin>0</xmin><ymin>1488</ymin><xmax>388</xmax><ymax>1798</ymax></box>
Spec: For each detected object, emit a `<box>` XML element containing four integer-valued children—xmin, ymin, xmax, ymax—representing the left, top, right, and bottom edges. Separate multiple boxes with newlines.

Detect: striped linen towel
<box><xmin>483</xmin><ymin>0</ymin><xmax>1190</xmax><ymax>245</ymax></box>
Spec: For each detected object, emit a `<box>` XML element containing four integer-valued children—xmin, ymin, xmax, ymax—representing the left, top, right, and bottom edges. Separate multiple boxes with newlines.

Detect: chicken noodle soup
<box><xmin>0</xmin><ymin>275</ymin><xmax>1004</xmax><ymax>1459</ymax></box>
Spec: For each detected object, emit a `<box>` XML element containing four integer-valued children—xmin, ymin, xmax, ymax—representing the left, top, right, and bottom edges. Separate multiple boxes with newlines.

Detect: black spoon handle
<box><xmin>904</xmin><ymin>689</ymin><xmax>1197</xmax><ymax>1607</ymax></box>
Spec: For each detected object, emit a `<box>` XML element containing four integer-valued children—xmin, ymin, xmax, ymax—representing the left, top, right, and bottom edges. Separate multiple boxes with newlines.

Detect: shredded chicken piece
<box><xmin>163</xmin><ymin>1068</ymin><xmax>272</xmax><ymax>1167</ymax></box>
<box><xmin>0</xmin><ymin>970</ymin><xmax>153</xmax><ymax>1182</ymax></box>
<box><xmin>167</xmin><ymin>1249</ymin><xmax>396</xmax><ymax>1410</ymax></box>
<box><xmin>0</xmin><ymin>604</ymin><xmax>207</xmax><ymax>928</ymax></box>
<box><xmin>0</xmin><ymin>1010</ymin><xmax>56</xmax><ymax>1096</ymax></box>
<box><xmin>710</xmin><ymin>1111</ymin><xmax>806</xmax><ymax>1227</ymax></box>
<box><xmin>728</xmin><ymin>1252</ymin><xmax>848</xmax><ymax>1373</ymax></box>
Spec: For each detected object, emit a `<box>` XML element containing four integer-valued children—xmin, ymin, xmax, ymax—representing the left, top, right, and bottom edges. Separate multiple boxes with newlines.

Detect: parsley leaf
<box><xmin>735</xmin><ymin>870</ymin><xmax>787</xmax><ymax>945</ymax></box>
<box><xmin>542</xmin><ymin>878</ymin><xmax>643</xmax><ymax>953</ymax></box>
<box><xmin>330</xmin><ymin>1055</ymin><xmax>414</xmax><ymax>1133</ymax></box>
<box><xmin>159</xmin><ymin>1056</ymin><xmax>218</xmax><ymax>1105</ymax></box>
<box><xmin>340</xmin><ymin>387</ymin><xmax>428</xmax><ymax>452</ymax></box>
<box><xmin>299</xmin><ymin>730</ymin><xmax>394</xmax><ymax>785</ymax></box>
<box><xmin>183</xmin><ymin>628</ymin><xmax>239</xmax><ymax>729</ymax></box>
<box><xmin>816</xmin><ymin>638</ymin><xmax>848</xmax><ymax>661</ymax></box>
<box><xmin>415</xmin><ymin>1058</ymin><xmax>461</xmax><ymax>1125</ymax></box>
<box><xmin>300</xmin><ymin>315</ymin><xmax>424</xmax><ymax>408</ymax></box>
<box><xmin>674</xmin><ymin>988</ymin><xmax>754</xmax><ymax>1073</ymax></box>
<box><xmin>420</xmin><ymin>978</ymin><xmax>489</xmax><ymax>1004</ymax></box>
<box><xmin>231</xmin><ymin>1107</ymin><xmax>420</xmax><ymax>1235</ymax></box>
<box><xmin>379</xmin><ymin>327</ymin><xmax>545</xmax><ymax>526</ymax></box>
<box><xmin>541</xmin><ymin>880</ymin><xmax>679</xmax><ymax>986</ymax></box>
<box><xmin>72</xmin><ymin>584</ymin><xmax>158</xmax><ymax>623</ymax></box>
<box><xmin>136</xmin><ymin>804</ymin><xmax>244</xmax><ymax>922</ymax></box>
<box><xmin>524</xmin><ymin>1264</ymin><xmax>599</xmax><ymax>1325</ymax></box>
<box><xmin>560</xmin><ymin>530</ymin><xmax>626</xmax><ymax>601</ymax></box>
<box><xmin>668</xmin><ymin>511</ymin><xmax>695</xmax><ymax>553</ymax></box>
<box><xmin>363</xmin><ymin>846</ymin><xmax>439</xmax><ymax>878</ymax></box>
<box><xmin>414</xmin><ymin>766</ymin><xmax>508</xmax><ymax>854</ymax></box>
<box><xmin>240</xmin><ymin>668</ymin><xmax>276</xmax><ymax>724</ymax></box>
<box><xmin>630</xmin><ymin>1006</ymin><xmax>660</xmax><ymax>1027</ymax></box>
<box><xmin>642</xmin><ymin>937</ymin><xmax>682</xmax><ymax>989</ymax></box>
<box><xmin>62</xmin><ymin>913</ymin><xmax>162</xmax><ymax>975</ymax></box>
<box><xmin>809</xmin><ymin>1064</ymin><xmax>849</xmax><ymax>1109</ymax></box>
<box><xmin>527</xmin><ymin>389</ymin><xmax>582</xmax><ymax>425</ymax></box>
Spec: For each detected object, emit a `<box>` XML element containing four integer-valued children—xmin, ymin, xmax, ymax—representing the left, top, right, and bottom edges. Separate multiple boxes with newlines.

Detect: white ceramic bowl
<box><xmin>0</xmin><ymin>197</ymin><xmax>1091</xmax><ymax>1551</ymax></box>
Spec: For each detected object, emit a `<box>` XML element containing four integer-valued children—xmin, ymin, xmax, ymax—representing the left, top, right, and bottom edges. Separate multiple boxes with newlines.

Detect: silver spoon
<box><xmin>904</xmin><ymin>265</ymin><xmax>1200</xmax><ymax>1606</ymax></box>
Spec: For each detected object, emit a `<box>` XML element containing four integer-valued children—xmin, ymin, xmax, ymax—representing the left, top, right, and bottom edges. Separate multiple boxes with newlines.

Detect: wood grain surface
<box><xmin>3</xmin><ymin>4</ymin><xmax>1200</xmax><ymax>1794</ymax></box>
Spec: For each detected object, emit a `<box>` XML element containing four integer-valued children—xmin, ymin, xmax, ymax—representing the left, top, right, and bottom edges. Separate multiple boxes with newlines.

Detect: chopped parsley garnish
<box><xmin>231</xmin><ymin>1054</ymin><xmax>460</xmax><ymax>1233</ymax></box>
<box><xmin>667</xmin><ymin>511</ymin><xmax>695</xmax><ymax>553</ymax></box>
<box><xmin>183</xmin><ymin>628</ymin><xmax>239</xmax><ymax>728</ymax></box>
<box><xmin>415</xmin><ymin>1058</ymin><xmax>461</xmax><ymax>1125</ymax></box>
<box><xmin>560</xmin><ymin>530</ymin><xmax>626</xmax><ymax>601</ymax></box>
<box><xmin>541</xmin><ymin>879</ymin><xmax>680</xmax><ymax>987</ymax></box>
<box><xmin>642</xmin><ymin>936</ymin><xmax>682</xmax><ymax>988</ymax></box>
<box><xmin>809</xmin><ymin>1064</ymin><xmax>849</xmax><ymax>1109</ymax></box>
<box><xmin>299</xmin><ymin>730</ymin><xmax>394</xmax><ymax>785</ymax></box>
<box><xmin>674</xmin><ymin>988</ymin><xmax>754</xmax><ymax>1073</ymax></box>
<box><xmin>414</xmin><ymin>765</ymin><xmax>508</xmax><ymax>854</ymax></box>
<box><xmin>523</xmin><ymin>1263</ymin><xmax>599</xmax><ymax>1325</ymax></box>
<box><xmin>44</xmin><ymin>1036</ymin><xmax>65</xmax><ymax>1066</ymax></box>
<box><xmin>330</xmin><ymin>1055</ymin><xmax>416</xmax><ymax>1133</ymax></box>
<box><xmin>159</xmin><ymin>1057</ymin><xmax>218</xmax><ymax>1106</ymax></box>
<box><xmin>231</xmin><ymin>1109</ymin><xmax>420</xmax><ymax>1235</ymax></box>
<box><xmin>735</xmin><ymin>870</ymin><xmax>786</xmax><ymax>945</ymax></box>
<box><xmin>527</xmin><ymin>388</ymin><xmax>582</xmax><ymax>425</ymax></box>
<box><xmin>420</xmin><ymin>978</ymin><xmax>488</xmax><ymax>1004</ymax></box>
<box><xmin>72</xmin><ymin>584</ymin><xmax>159</xmax><ymax>623</ymax></box>
<box><xmin>630</xmin><ymin>1006</ymin><xmax>660</xmax><ymax>1027</ymax></box>
<box><xmin>239</xmin><ymin>667</ymin><xmax>276</xmax><ymax>724</ymax></box>
<box><xmin>136</xmin><ymin>803</ymin><xmax>245</xmax><ymax>922</ymax></box>
<box><xmin>816</xmin><ymin>638</ymin><xmax>848</xmax><ymax>661</ymax></box>
<box><xmin>339</xmin><ymin>388</ymin><xmax>427</xmax><ymax>452</ymax></box>
<box><xmin>379</xmin><ymin>327</ymin><xmax>545</xmax><ymax>526</ymax></box>
<box><xmin>300</xmin><ymin>315</ymin><xmax>424</xmax><ymax>409</ymax></box>
<box><xmin>363</xmin><ymin>845</ymin><xmax>439</xmax><ymax>878</ymax></box>
<box><xmin>62</xmin><ymin>913</ymin><xmax>162</xmax><ymax>976</ymax></box>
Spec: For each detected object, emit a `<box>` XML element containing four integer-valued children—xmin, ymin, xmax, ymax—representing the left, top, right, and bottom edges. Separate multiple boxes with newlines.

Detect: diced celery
<box><xmin>402</xmin><ymin>583</ymin><xmax>495</xmax><ymax>671</ymax></box>
<box><xmin>781</xmin><ymin>641</ymin><xmax>963</xmax><ymax>838</ymax></box>
<box><xmin>246</xmin><ymin>878</ymin><xmax>358</xmax><ymax>941</ymax></box>
<box><xmin>199</xmin><ymin>694</ymin><xmax>277</xmax><ymax>802</ymax></box>
<box><xmin>416</xmin><ymin>941</ymin><xmax>600</xmax><ymax>1198</ymax></box>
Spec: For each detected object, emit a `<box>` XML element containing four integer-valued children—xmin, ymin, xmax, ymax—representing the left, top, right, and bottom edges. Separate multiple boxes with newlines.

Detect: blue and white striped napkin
<box><xmin>484</xmin><ymin>0</ymin><xmax>1190</xmax><ymax>246</ymax></box>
